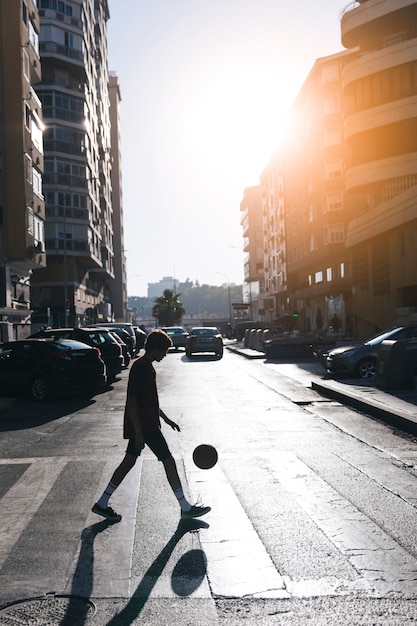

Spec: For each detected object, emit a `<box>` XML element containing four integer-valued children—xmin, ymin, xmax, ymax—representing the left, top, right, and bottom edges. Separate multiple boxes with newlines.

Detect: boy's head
<box><xmin>144</xmin><ymin>329</ymin><xmax>172</xmax><ymax>356</ymax></box>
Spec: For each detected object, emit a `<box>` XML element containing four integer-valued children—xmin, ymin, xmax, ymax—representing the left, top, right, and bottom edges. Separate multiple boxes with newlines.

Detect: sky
<box><xmin>107</xmin><ymin>0</ymin><xmax>348</xmax><ymax>297</ymax></box>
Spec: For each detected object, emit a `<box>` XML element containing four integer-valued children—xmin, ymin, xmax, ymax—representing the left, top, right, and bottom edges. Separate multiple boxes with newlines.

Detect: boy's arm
<box><xmin>160</xmin><ymin>409</ymin><xmax>181</xmax><ymax>432</ymax></box>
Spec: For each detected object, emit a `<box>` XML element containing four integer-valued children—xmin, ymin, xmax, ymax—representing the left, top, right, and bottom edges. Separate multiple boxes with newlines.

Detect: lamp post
<box><xmin>215</xmin><ymin>271</ymin><xmax>232</xmax><ymax>327</ymax></box>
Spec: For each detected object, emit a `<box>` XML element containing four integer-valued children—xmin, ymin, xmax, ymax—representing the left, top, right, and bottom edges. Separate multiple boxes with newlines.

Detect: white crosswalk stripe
<box><xmin>0</xmin><ymin>458</ymin><xmax>67</xmax><ymax>569</ymax></box>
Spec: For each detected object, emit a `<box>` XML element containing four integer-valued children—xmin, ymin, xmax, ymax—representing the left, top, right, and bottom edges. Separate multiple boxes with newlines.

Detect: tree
<box><xmin>154</xmin><ymin>289</ymin><xmax>185</xmax><ymax>326</ymax></box>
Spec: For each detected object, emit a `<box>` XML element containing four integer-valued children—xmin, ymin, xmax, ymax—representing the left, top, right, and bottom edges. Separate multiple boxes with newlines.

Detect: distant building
<box><xmin>148</xmin><ymin>276</ymin><xmax>177</xmax><ymax>299</ymax></box>
<box><xmin>0</xmin><ymin>0</ymin><xmax>46</xmax><ymax>340</ymax></box>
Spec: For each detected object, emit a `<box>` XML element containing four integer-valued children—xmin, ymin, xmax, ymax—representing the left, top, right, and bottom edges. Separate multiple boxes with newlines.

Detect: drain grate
<box><xmin>0</xmin><ymin>594</ymin><xmax>96</xmax><ymax>625</ymax></box>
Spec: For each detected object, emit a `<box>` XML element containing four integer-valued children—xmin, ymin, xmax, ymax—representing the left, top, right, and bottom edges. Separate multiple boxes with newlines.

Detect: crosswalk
<box><xmin>1</xmin><ymin>450</ymin><xmax>417</xmax><ymax>605</ymax></box>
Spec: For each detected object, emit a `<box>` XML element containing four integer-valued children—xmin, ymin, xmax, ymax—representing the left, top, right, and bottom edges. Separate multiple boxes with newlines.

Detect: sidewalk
<box><xmin>227</xmin><ymin>342</ymin><xmax>417</xmax><ymax>434</ymax></box>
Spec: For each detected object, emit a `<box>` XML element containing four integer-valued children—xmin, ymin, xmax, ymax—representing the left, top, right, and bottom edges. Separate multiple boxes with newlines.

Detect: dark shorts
<box><xmin>126</xmin><ymin>430</ymin><xmax>172</xmax><ymax>461</ymax></box>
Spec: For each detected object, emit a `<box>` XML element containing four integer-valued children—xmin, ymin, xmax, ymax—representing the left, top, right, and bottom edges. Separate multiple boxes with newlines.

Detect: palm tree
<box><xmin>154</xmin><ymin>289</ymin><xmax>185</xmax><ymax>326</ymax></box>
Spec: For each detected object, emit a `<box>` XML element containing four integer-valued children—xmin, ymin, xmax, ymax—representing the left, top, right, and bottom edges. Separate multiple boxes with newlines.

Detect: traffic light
<box><xmin>293</xmin><ymin>311</ymin><xmax>299</xmax><ymax>317</ymax></box>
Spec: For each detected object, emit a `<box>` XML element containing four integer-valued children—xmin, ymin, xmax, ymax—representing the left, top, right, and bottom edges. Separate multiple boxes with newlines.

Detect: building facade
<box><xmin>0</xmin><ymin>0</ymin><xmax>46</xmax><ymax>341</ymax></box>
<box><xmin>341</xmin><ymin>0</ymin><xmax>417</xmax><ymax>337</ymax></box>
<box><xmin>108</xmin><ymin>72</ymin><xmax>128</xmax><ymax>322</ymax></box>
<box><xmin>247</xmin><ymin>0</ymin><xmax>417</xmax><ymax>340</ymax></box>
<box><xmin>240</xmin><ymin>185</ymin><xmax>263</xmax><ymax>320</ymax></box>
<box><xmin>30</xmin><ymin>0</ymin><xmax>115</xmax><ymax>328</ymax></box>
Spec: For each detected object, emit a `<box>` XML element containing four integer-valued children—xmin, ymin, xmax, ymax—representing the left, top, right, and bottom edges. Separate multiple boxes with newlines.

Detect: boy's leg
<box><xmin>92</xmin><ymin>446</ymin><xmax>138</xmax><ymax>522</ymax></box>
<box><xmin>146</xmin><ymin>431</ymin><xmax>211</xmax><ymax>518</ymax></box>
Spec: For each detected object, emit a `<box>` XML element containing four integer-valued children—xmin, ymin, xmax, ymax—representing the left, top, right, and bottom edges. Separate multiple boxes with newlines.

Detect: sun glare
<box><xmin>184</xmin><ymin>66</ymin><xmax>290</xmax><ymax>185</ymax></box>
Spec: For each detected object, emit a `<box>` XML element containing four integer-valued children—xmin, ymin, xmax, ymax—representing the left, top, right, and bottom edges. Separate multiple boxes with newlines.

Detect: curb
<box><xmin>312</xmin><ymin>380</ymin><xmax>417</xmax><ymax>435</ymax></box>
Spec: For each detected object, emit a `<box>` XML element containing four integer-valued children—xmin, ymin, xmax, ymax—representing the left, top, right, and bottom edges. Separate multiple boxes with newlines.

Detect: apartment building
<box><xmin>240</xmin><ymin>185</ymin><xmax>263</xmax><ymax>319</ymax></box>
<box><xmin>250</xmin><ymin>0</ymin><xmax>417</xmax><ymax>340</ymax></box>
<box><xmin>279</xmin><ymin>49</ymin><xmax>357</xmax><ymax>335</ymax></box>
<box><xmin>108</xmin><ymin>72</ymin><xmax>128</xmax><ymax>322</ymax></box>
<box><xmin>30</xmin><ymin>0</ymin><xmax>115</xmax><ymax>328</ymax></box>
<box><xmin>0</xmin><ymin>0</ymin><xmax>46</xmax><ymax>341</ymax></box>
<box><xmin>259</xmin><ymin>150</ymin><xmax>287</xmax><ymax>324</ymax></box>
<box><xmin>341</xmin><ymin>0</ymin><xmax>417</xmax><ymax>337</ymax></box>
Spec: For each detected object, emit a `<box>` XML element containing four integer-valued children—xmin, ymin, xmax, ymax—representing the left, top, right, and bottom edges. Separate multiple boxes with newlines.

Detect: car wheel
<box><xmin>216</xmin><ymin>351</ymin><xmax>223</xmax><ymax>359</ymax></box>
<box><xmin>185</xmin><ymin>350</ymin><xmax>192</xmax><ymax>357</ymax></box>
<box><xmin>356</xmin><ymin>358</ymin><xmax>376</xmax><ymax>379</ymax></box>
<box><xmin>30</xmin><ymin>375</ymin><xmax>50</xmax><ymax>401</ymax></box>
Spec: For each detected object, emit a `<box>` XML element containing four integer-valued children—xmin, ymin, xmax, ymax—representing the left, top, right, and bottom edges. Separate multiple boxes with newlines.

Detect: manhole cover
<box><xmin>0</xmin><ymin>595</ymin><xmax>96</xmax><ymax>625</ymax></box>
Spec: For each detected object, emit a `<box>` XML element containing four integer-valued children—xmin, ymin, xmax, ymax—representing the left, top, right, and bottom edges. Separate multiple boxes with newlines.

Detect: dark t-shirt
<box><xmin>123</xmin><ymin>355</ymin><xmax>160</xmax><ymax>438</ymax></box>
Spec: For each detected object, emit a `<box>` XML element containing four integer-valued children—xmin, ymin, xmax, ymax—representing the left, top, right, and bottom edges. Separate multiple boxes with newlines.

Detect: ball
<box><xmin>192</xmin><ymin>444</ymin><xmax>218</xmax><ymax>470</ymax></box>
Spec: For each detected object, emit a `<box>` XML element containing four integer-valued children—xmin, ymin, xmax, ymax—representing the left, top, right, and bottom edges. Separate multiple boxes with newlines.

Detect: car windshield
<box><xmin>365</xmin><ymin>327</ymin><xmax>405</xmax><ymax>346</ymax></box>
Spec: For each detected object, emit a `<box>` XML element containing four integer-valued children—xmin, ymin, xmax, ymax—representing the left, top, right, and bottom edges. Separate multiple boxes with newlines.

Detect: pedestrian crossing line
<box><xmin>337</xmin><ymin>449</ymin><xmax>417</xmax><ymax>508</ymax></box>
<box><xmin>184</xmin><ymin>459</ymin><xmax>289</xmax><ymax>599</ymax></box>
<box><xmin>271</xmin><ymin>452</ymin><xmax>417</xmax><ymax>597</ymax></box>
<box><xmin>67</xmin><ymin>459</ymin><xmax>143</xmax><ymax>599</ymax></box>
<box><xmin>0</xmin><ymin>458</ymin><xmax>67</xmax><ymax>570</ymax></box>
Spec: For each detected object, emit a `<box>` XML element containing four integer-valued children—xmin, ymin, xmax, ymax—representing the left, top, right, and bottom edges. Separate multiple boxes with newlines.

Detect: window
<box><xmin>28</xmin><ymin>21</ymin><xmax>39</xmax><ymax>56</ymax></box>
<box><xmin>25</xmin><ymin>154</ymin><xmax>32</xmax><ymax>183</ymax></box>
<box><xmin>324</xmin><ymin>224</ymin><xmax>345</xmax><ymax>244</ymax></box>
<box><xmin>324</xmin><ymin>159</ymin><xmax>342</xmax><ymax>180</ymax></box>
<box><xmin>22</xmin><ymin>1</ymin><xmax>27</xmax><ymax>24</ymax></box>
<box><xmin>32</xmin><ymin>168</ymin><xmax>43</xmax><ymax>198</ymax></box>
<box><xmin>64</xmin><ymin>31</ymin><xmax>74</xmax><ymax>48</ymax></box>
<box><xmin>309</xmin><ymin>233</ymin><xmax>316</xmax><ymax>252</ymax></box>
<box><xmin>34</xmin><ymin>215</ymin><xmax>45</xmax><ymax>246</ymax></box>
<box><xmin>315</xmin><ymin>271</ymin><xmax>323</xmax><ymax>284</ymax></box>
<box><xmin>24</xmin><ymin>103</ymin><xmax>31</xmax><ymax>129</ymax></box>
<box><xmin>327</xmin><ymin>267</ymin><xmax>333</xmax><ymax>281</ymax></box>
<box><xmin>23</xmin><ymin>49</ymin><xmax>30</xmax><ymax>81</ymax></box>
<box><xmin>324</xmin><ymin>191</ymin><xmax>343</xmax><ymax>212</ymax></box>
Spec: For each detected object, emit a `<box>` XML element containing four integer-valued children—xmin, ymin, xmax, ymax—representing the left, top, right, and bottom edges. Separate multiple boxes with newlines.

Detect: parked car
<box><xmin>30</xmin><ymin>327</ymin><xmax>124</xmax><ymax>382</ymax></box>
<box><xmin>88</xmin><ymin>323</ymin><xmax>137</xmax><ymax>355</ymax></box>
<box><xmin>185</xmin><ymin>327</ymin><xmax>223</xmax><ymax>359</ymax></box>
<box><xmin>161</xmin><ymin>326</ymin><xmax>189</xmax><ymax>350</ymax></box>
<box><xmin>92</xmin><ymin>326</ymin><xmax>134</xmax><ymax>365</ymax></box>
<box><xmin>133</xmin><ymin>326</ymin><xmax>147</xmax><ymax>352</ymax></box>
<box><xmin>325</xmin><ymin>324</ymin><xmax>417</xmax><ymax>379</ymax></box>
<box><xmin>0</xmin><ymin>338</ymin><xmax>106</xmax><ymax>401</ymax></box>
<box><xmin>105</xmin><ymin>329</ymin><xmax>131</xmax><ymax>367</ymax></box>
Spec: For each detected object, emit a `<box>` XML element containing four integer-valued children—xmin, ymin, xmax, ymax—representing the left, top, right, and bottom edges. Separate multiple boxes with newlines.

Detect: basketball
<box><xmin>192</xmin><ymin>444</ymin><xmax>218</xmax><ymax>470</ymax></box>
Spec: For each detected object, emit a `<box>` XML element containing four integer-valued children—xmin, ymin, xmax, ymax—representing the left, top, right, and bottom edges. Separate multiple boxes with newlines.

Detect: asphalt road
<box><xmin>1</xmin><ymin>349</ymin><xmax>417</xmax><ymax>624</ymax></box>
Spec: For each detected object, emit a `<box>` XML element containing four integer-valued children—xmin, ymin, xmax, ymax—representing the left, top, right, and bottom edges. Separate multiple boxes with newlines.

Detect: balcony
<box><xmin>39</xmin><ymin>41</ymin><xmax>84</xmax><ymax>69</ymax></box>
<box><xmin>341</xmin><ymin>0</ymin><xmax>417</xmax><ymax>50</ymax></box>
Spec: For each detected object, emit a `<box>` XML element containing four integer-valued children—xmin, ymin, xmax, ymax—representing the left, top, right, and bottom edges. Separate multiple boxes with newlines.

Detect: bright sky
<box><xmin>107</xmin><ymin>0</ymin><xmax>347</xmax><ymax>297</ymax></box>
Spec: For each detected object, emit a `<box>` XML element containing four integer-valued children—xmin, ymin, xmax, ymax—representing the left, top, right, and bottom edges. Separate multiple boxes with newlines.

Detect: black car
<box><xmin>161</xmin><ymin>326</ymin><xmax>189</xmax><ymax>350</ymax></box>
<box><xmin>185</xmin><ymin>327</ymin><xmax>224</xmax><ymax>358</ymax></box>
<box><xmin>92</xmin><ymin>326</ymin><xmax>134</xmax><ymax>365</ymax></box>
<box><xmin>30</xmin><ymin>327</ymin><xmax>124</xmax><ymax>381</ymax></box>
<box><xmin>133</xmin><ymin>326</ymin><xmax>147</xmax><ymax>352</ymax></box>
<box><xmin>0</xmin><ymin>338</ymin><xmax>106</xmax><ymax>401</ymax></box>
